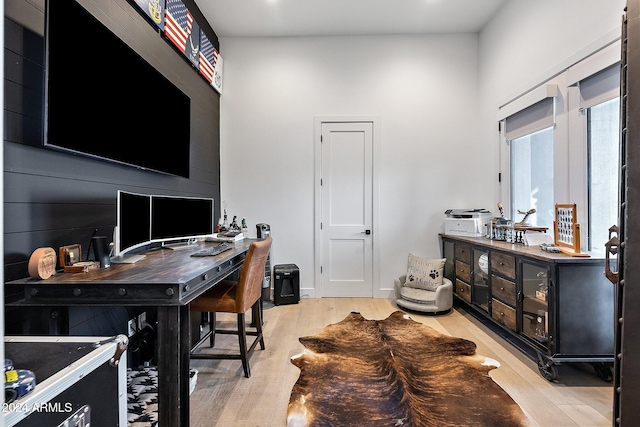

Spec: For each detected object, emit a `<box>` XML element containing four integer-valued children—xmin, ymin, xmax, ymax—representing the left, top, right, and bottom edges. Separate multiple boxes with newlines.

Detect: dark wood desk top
<box><xmin>6</xmin><ymin>239</ymin><xmax>255</xmax><ymax>306</ymax></box>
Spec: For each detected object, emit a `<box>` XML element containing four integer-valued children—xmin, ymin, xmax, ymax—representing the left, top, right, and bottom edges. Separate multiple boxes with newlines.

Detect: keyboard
<box><xmin>191</xmin><ymin>243</ymin><xmax>233</xmax><ymax>257</ymax></box>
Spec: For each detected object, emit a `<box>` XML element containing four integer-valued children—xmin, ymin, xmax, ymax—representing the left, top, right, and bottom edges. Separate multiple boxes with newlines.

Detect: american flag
<box><xmin>199</xmin><ymin>32</ymin><xmax>219</xmax><ymax>84</ymax></box>
<box><xmin>164</xmin><ymin>0</ymin><xmax>193</xmax><ymax>54</ymax></box>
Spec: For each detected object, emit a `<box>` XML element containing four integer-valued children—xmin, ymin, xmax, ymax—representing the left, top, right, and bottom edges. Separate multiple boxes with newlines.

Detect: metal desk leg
<box><xmin>157</xmin><ymin>305</ymin><xmax>191</xmax><ymax>425</ymax></box>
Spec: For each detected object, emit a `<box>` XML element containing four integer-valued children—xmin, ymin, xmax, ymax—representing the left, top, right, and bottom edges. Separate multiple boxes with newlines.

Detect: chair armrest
<box><xmin>434</xmin><ymin>278</ymin><xmax>453</xmax><ymax>308</ymax></box>
<box><xmin>394</xmin><ymin>275</ymin><xmax>407</xmax><ymax>299</ymax></box>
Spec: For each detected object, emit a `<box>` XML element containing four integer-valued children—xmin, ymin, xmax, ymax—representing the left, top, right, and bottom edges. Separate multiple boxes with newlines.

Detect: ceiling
<box><xmin>194</xmin><ymin>0</ymin><xmax>509</xmax><ymax>38</ymax></box>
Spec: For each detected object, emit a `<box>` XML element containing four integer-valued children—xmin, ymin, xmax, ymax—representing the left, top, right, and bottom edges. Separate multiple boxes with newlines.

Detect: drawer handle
<box><xmin>500</xmin><ymin>287</ymin><xmax>505</xmax><ymax>291</ymax></box>
<box><xmin>459</xmin><ymin>288</ymin><xmax>465</xmax><ymax>292</ymax></box>
<box><xmin>500</xmin><ymin>312</ymin><xmax>504</xmax><ymax>316</ymax></box>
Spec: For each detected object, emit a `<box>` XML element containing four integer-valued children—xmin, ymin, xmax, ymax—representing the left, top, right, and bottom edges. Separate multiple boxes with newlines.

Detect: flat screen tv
<box><xmin>44</xmin><ymin>0</ymin><xmax>191</xmax><ymax>178</ymax></box>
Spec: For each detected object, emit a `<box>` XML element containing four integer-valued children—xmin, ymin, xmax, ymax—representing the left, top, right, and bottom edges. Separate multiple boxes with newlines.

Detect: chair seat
<box><xmin>394</xmin><ymin>275</ymin><xmax>453</xmax><ymax>314</ymax></box>
<box><xmin>190</xmin><ymin>280</ymin><xmax>237</xmax><ymax>313</ymax></box>
<box><xmin>400</xmin><ymin>286</ymin><xmax>438</xmax><ymax>305</ymax></box>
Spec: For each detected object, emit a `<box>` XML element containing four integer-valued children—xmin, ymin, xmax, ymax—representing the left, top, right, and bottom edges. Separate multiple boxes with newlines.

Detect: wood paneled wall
<box><xmin>4</xmin><ymin>0</ymin><xmax>221</xmax><ymax>282</ymax></box>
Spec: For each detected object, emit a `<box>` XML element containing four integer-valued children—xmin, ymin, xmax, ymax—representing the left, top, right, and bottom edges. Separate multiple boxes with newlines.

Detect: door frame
<box><xmin>314</xmin><ymin>116</ymin><xmax>381</xmax><ymax>297</ymax></box>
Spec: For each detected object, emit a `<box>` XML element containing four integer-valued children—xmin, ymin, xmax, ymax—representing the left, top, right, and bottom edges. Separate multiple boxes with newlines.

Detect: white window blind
<box><xmin>579</xmin><ymin>64</ymin><xmax>620</xmax><ymax>110</ymax></box>
<box><xmin>504</xmin><ymin>97</ymin><xmax>555</xmax><ymax>141</ymax></box>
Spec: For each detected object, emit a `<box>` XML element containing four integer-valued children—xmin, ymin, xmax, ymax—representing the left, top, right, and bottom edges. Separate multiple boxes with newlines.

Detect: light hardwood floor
<box><xmin>189</xmin><ymin>298</ymin><xmax>613</xmax><ymax>427</ymax></box>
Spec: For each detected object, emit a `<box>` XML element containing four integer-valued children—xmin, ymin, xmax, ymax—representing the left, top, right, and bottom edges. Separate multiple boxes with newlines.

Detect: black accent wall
<box><xmin>4</xmin><ymin>0</ymin><xmax>221</xmax><ymax>283</ymax></box>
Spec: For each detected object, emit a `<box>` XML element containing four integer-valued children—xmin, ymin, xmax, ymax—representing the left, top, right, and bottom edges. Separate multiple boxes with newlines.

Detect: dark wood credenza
<box><xmin>440</xmin><ymin>233</ymin><xmax>615</xmax><ymax>381</ymax></box>
<box><xmin>5</xmin><ymin>239</ymin><xmax>256</xmax><ymax>426</ymax></box>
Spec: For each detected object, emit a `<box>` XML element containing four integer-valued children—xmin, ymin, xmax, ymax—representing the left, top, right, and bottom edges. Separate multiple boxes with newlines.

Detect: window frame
<box><xmin>497</xmin><ymin>40</ymin><xmax>621</xmax><ymax>252</ymax></box>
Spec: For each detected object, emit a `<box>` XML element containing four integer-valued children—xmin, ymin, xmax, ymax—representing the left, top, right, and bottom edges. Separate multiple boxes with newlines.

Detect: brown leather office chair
<box><xmin>190</xmin><ymin>237</ymin><xmax>272</xmax><ymax>378</ymax></box>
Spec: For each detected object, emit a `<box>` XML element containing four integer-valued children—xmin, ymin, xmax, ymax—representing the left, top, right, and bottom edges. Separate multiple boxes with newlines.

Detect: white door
<box><xmin>320</xmin><ymin>122</ymin><xmax>373</xmax><ymax>297</ymax></box>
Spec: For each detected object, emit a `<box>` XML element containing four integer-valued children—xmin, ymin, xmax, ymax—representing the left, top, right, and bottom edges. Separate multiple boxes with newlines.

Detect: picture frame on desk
<box><xmin>59</xmin><ymin>244</ymin><xmax>82</xmax><ymax>267</ymax></box>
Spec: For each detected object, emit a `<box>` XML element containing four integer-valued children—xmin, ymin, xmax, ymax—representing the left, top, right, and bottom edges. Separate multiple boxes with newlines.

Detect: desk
<box><xmin>6</xmin><ymin>239</ymin><xmax>256</xmax><ymax>426</ymax></box>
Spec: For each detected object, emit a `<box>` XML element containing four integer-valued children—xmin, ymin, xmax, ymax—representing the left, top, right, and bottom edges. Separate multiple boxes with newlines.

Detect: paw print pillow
<box><xmin>404</xmin><ymin>254</ymin><xmax>446</xmax><ymax>291</ymax></box>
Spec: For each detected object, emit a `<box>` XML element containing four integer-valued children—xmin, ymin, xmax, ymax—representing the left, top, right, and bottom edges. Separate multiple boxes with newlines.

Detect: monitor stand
<box><xmin>162</xmin><ymin>239</ymin><xmax>198</xmax><ymax>251</ymax></box>
<box><xmin>111</xmin><ymin>254</ymin><xmax>146</xmax><ymax>264</ymax></box>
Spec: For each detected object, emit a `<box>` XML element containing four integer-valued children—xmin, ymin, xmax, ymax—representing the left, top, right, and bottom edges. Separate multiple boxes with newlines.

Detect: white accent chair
<box><xmin>394</xmin><ymin>275</ymin><xmax>453</xmax><ymax>314</ymax></box>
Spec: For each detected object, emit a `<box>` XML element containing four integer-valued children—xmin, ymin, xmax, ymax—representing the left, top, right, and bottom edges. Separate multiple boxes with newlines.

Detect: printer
<box><xmin>444</xmin><ymin>209</ymin><xmax>493</xmax><ymax>237</ymax></box>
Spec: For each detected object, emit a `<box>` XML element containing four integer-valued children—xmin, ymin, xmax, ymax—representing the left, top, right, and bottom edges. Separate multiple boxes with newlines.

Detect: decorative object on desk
<box><xmin>92</xmin><ymin>236</ymin><xmax>112</xmax><ymax>268</ymax></box>
<box><xmin>256</xmin><ymin>223</ymin><xmax>271</xmax><ymax>239</ymax></box>
<box><xmin>523</xmin><ymin>230</ymin><xmax>553</xmax><ymax>246</ymax></box>
<box><xmin>241</xmin><ymin>217</ymin><xmax>248</xmax><ymax>237</ymax></box>
<box><xmin>205</xmin><ymin>232</ymin><xmax>244</xmax><ymax>243</ymax></box>
<box><xmin>539</xmin><ymin>243</ymin><xmax>561</xmax><ymax>253</ymax></box>
<box><xmin>287</xmin><ymin>311</ymin><xmax>528</xmax><ymax>427</ymax></box>
<box><xmin>497</xmin><ymin>202</ymin><xmax>505</xmax><ymax>217</ymax></box>
<box><xmin>59</xmin><ymin>244</ymin><xmax>82</xmax><ymax>267</ymax></box>
<box><xmin>58</xmin><ymin>243</ymin><xmax>102</xmax><ymax>273</ymax></box>
<box><xmin>221</xmin><ymin>204</ymin><xmax>229</xmax><ymax>231</ymax></box>
<box><xmin>28</xmin><ymin>247</ymin><xmax>57</xmax><ymax>280</ymax></box>
<box><xmin>64</xmin><ymin>261</ymin><xmax>101</xmax><ymax>273</ymax></box>
<box><xmin>230</xmin><ymin>215</ymin><xmax>240</xmax><ymax>231</ymax></box>
<box><xmin>491</xmin><ymin>218</ymin><xmax>515</xmax><ymax>242</ymax></box>
<box><xmin>553</xmin><ymin>203</ymin><xmax>590</xmax><ymax>257</ymax></box>
<box><xmin>516</xmin><ymin>208</ymin><xmax>536</xmax><ymax>226</ymax></box>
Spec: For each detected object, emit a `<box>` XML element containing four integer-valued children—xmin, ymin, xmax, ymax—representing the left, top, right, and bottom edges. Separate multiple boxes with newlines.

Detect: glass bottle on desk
<box><xmin>241</xmin><ymin>217</ymin><xmax>248</xmax><ymax>237</ymax></box>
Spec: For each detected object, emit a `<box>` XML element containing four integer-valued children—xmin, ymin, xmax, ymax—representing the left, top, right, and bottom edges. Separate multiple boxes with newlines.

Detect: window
<box><xmin>587</xmin><ymin>97</ymin><xmax>620</xmax><ymax>254</ymax></box>
<box><xmin>510</xmin><ymin>127</ymin><xmax>555</xmax><ymax>229</ymax></box>
<box><xmin>502</xmin><ymin>92</ymin><xmax>556</xmax><ymax>228</ymax></box>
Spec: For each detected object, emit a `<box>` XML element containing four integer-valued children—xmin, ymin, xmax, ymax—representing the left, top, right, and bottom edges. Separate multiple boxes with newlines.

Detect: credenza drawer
<box><xmin>454</xmin><ymin>242</ymin><xmax>471</xmax><ymax>264</ymax></box>
<box><xmin>491</xmin><ymin>251</ymin><xmax>516</xmax><ymax>279</ymax></box>
<box><xmin>455</xmin><ymin>279</ymin><xmax>471</xmax><ymax>304</ymax></box>
<box><xmin>455</xmin><ymin>261</ymin><xmax>471</xmax><ymax>283</ymax></box>
<box><xmin>492</xmin><ymin>298</ymin><xmax>517</xmax><ymax>332</ymax></box>
<box><xmin>492</xmin><ymin>275</ymin><xmax>516</xmax><ymax>306</ymax></box>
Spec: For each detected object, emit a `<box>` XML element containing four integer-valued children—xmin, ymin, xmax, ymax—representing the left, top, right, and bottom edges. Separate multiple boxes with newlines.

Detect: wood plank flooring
<box><xmin>189</xmin><ymin>298</ymin><xmax>613</xmax><ymax>427</ymax></box>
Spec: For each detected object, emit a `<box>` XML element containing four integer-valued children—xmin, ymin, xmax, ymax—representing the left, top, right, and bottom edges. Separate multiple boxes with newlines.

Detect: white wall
<box><xmin>478</xmin><ymin>0</ymin><xmax>626</xmax><ymax>207</ymax></box>
<box><xmin>220</xmin><ymin>0</ymin><xmax>626</xmax><ymax>298</ymax></box>
<box><xmin>219</xmin><ymin>35</ymin><xmax>484</xmax><ymax>297</ymax></box>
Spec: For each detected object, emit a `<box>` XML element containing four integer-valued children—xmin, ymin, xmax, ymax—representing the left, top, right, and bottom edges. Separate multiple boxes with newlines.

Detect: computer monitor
<box><xmin>150</xmin><ymin>195</ymin><xmax>214</xmax><ymax>243</ymax></box>
<box><xmin>115</xmin><ymin>190</ymin><xmax>152</xmax><ymax>257</ymax></box>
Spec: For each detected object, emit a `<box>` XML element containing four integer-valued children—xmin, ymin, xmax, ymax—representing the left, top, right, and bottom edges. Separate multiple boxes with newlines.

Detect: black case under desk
<box><xmin>3</xmin><ymin>336</ymin><xmax>127</xmax><ymax>427</ymax></box>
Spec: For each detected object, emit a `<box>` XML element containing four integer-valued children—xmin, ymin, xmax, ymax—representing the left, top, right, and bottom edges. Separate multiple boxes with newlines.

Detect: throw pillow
<box><xmin>404</xmin><ymin>254</ymin><xmax>446</xmax><ymax>291</ymax></box>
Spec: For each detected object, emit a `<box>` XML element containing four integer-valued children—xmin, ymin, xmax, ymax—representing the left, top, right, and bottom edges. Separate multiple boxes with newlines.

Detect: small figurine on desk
<box><xmin>230</xmin><ymin>215</ymin><xmax>240</xmax><ymax>231</ymax></box>
<box><xmin>241</xmin><ymin>217</ymin><xmax>248</xmax><ymax>237</ymax></box>
<box><xmin>497</xmin><ymin>202</ymin><xmax>505</xmax><ymax>218</ymax></box>
<box><xmin>221</xmin><ymin>209</ymin><xmax>229</xmax><ymax>231</ymax></box>
<box><xmin>516</xmin><ymin>208</ymin><xmax>536</xmax><ymax>226</ymax></box>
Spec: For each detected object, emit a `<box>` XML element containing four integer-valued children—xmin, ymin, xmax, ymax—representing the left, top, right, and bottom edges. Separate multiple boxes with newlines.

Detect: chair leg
<box><xmin>252</xmin><ymin>301</ymin><xmax>265</xmax><ymax>350</ymax></box>
<box><xmin>237</xmin><ymin>313</ymin><xmax>250</xmax><ymax>378</ymax></box>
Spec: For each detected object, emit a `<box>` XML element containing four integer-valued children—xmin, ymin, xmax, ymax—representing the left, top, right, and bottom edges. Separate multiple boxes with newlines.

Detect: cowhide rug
<box><xmin>287</xmin><ymin>311</ymin><xmax>528</xmax><ymax>427</ymax></box>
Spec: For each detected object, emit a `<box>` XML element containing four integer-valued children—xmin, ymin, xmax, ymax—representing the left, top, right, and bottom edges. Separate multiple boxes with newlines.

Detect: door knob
<box><xmin>361</xmin><ymin>230</ymin><xmax>371</xmax><ymax>235</ymax></box>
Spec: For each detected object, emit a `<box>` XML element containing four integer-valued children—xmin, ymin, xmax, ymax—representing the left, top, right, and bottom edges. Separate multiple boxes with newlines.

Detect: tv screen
<box><xmin>44</xmin><ymin>0</ymin><xmax>191</xmax><ymax>178</ymax></box>
<box><xmin>151</xmin><ymin>195</ymin><xmax>214</xmax><ymax>241</ymax></box>
<box><xmin>116</xmin><ymin>190</ymin><xmax>151</xmax><ymax>256</ymax></box>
